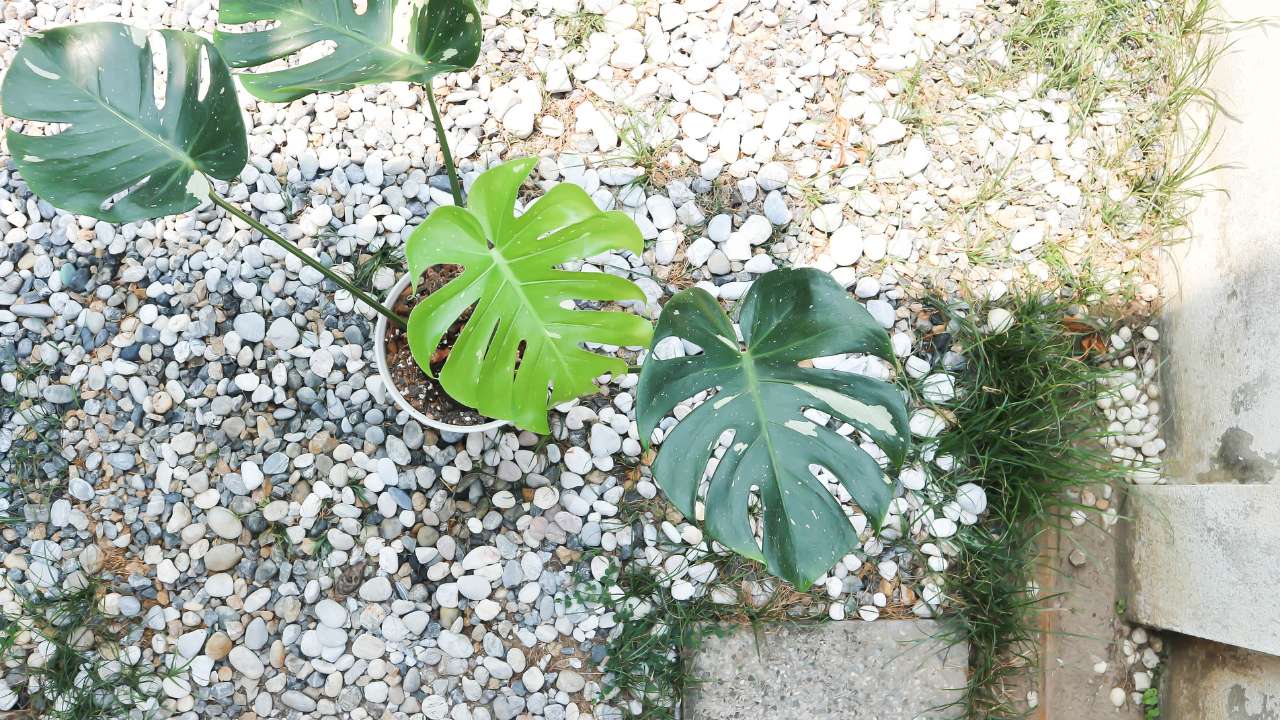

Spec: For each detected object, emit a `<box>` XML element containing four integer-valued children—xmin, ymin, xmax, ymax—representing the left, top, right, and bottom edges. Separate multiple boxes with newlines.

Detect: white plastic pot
<box><xmin>373</xmin><ymin>273</ymin><xmax>509</xmax><ymax>434</ymax></box>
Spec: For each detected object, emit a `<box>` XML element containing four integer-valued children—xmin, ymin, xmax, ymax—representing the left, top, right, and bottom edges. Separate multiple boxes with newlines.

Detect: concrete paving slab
<box><xmin>1160</xmin><ymin>0</ymin><xmax>1280</xmax><ymax>486</ymax></box>
<box><xmin>1125</xmin><ymin>485</ymin><xmax>1280</xmax><ymax>656</ymax></box>
<box><xmin>684</xmin><ymin>621</ymin><xmax>963</xmax><ymax>720</ymax></box>
<box><xmin>1163</xmin><ymin>635</ymin><xmax>1280</xmax><ymax>720</ymax></box>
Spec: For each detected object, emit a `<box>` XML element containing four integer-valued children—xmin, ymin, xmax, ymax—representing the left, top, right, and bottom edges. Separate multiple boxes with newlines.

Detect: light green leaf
<box><xmin>404</xmin><ymin>157</ymin><xmax>653</xmax><ymax>433</ymax></box>
<box><xmin>215</xmin><ymin>0</ymin><xmax>482</xmax><ymax>103</ymax></box>
<box><xmin>0</xmin><ymin>23</ymin><xmax>246</xmax><ymax>223</ymax></box>
<box><xmin>636</xmin><ymin>268</ymin><xmax>910</xmax><ymax>590</ymax></box>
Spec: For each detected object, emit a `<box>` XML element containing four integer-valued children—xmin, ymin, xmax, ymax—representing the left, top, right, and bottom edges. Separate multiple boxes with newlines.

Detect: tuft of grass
<box><xmin>352</xmin><ymin>244</ymin><xmax>405</xmax><ymax>294</ymax></box>
<box><xmin>693</xmin><ymin>175</ymin><xmax>739</xmax><ymax>218</ymax></box>
<box><xmin>911</xmin><ymin>290</ymin><xmax>1129</xmax><ymax>719</ymax></box>
<box><xmin>1001</xmin><ymin>0</ymin><xmax>1138</xmax><ymax>120</ymax></box>
<box><xmin>891</xmin><ymin>66</ymin><xmax>932</xmax><ymax>130</ymax></box>
<box><xmin>1100</xmin><ymin>0</ymin><xmax>1250</xmax><ymax>246</ymax></box>
<box><xmin>613</xmin><ymin>103</ymin><xmax>678</xmax><ymax>188</ymax></box>
<box><xmin>959</xmin><ymin>152</ymin><xmax>1018</xmax><ymax>216</ymax></box>
<box><xmin>0</xmin><ymin>357</ymin><xmax>75</xmax><ymax>516</ymax></box>
<box><xmin>790</xmin><ymin>178</ymin><xmax>830</xmax><ymax>210</ymax></box>
<box><xmin>573</xmin><ymin>560</ymin><xmax>719</xmax><ymax>720</ymax></box>
<box><xmin>265</xmin><ymin>521</ymin><xmax>295</xmax><ymax>554</ymax></box>
<box><xmin>0</xmin><ymin>571</ymin><xmax>175</xmax><ymax>719</ymax></box>
<box><xmin>280</xmin><ymin>177</ymin><xmax>310</xmax><ymax>221</ymax></box>
<box><xmin>558</xmin><ymin>10</ymin><xmax>605</xmax><ymax>52</ymax></box>
<box><xmin>787</xmin><ymin>167</ymin><xmax>843</xmax><ymax>210</ymax></box>
<box><xmin>998</xmin><ymin>0</ymin><xmax>1255</xmax><ymax>250</ymax></box>
<box><xmin>573</xmin><ymin>530</ymin><xmax>824</xmax><ymax>719</ymax></box>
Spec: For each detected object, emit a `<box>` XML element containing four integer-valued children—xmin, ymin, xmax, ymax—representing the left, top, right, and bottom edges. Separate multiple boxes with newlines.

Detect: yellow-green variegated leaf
<box><xmin>215</xmin><ymin>0</ymin><xmax>481</xmax><ymax>103</ymax></box>
<box><xmin>404</xmin><ymin>157</ymin><xmax>653</xmax><ymax>433</ymax></box>
<box><xmin>0</xmin><ymin>23</ymin><xmax>246</xmax><ymax>223</ymax></box>
<box><xmin>636</xmin><ymin>268</ymin><xmax>910</xmax><ymax>590</ymax></box>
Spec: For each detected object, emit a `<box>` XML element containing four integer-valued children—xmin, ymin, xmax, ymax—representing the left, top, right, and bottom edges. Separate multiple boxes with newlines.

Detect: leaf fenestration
<box><xmin>215</xmin><ymin>0</ymin><xmax>482</xmax><ymax>103</ymax></box>
<box><xmin>1</xmin><ymin>23</ymin><xmax>247</xmax><ymax>223</ymax></box>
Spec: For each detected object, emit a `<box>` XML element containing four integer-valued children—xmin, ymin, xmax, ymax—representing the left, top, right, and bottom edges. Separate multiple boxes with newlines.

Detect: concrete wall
<box><xmin>1163</xmin><ymin>636</ymin><xmax>1280</xmax><ymax>720</ymax></box>
<box><xmin>1159</xmin><ymin>0</ymin><xmax>1280</xmax><ymax>485</ymax></box>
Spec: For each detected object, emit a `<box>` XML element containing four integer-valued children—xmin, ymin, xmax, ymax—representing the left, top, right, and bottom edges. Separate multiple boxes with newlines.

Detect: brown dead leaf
<box><xmin>1080</xmin><ymin>334</ymin><xmax>1108</xmax><ymax>358</ymax></box>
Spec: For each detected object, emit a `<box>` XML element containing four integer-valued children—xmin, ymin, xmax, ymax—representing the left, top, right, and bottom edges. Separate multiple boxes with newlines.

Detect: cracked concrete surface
<box><xmin>685</xmin><ymin>622</ymin><xmax>964</xmax><ymax>720</ymax></box>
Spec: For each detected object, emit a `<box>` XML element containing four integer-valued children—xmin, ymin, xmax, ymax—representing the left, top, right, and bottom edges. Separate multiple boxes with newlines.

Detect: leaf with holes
<box><xmin>0</xmin><ymin>23</ymin><xmax>247</xmax><ymax>223</ymax></box>
<box><xmin>214</xmin><ymin>0</ymin><xmax>482</xmax><ymax>103</ymax></box>
<box><xmin>404</xmin><ymin>157</ymin><xmax>653</xmax><ymax>434</ymax></box>
<box><xmin>636</xmin><ymin>268</ymin><xmax>911</xmax><ymax>590</ymax></box>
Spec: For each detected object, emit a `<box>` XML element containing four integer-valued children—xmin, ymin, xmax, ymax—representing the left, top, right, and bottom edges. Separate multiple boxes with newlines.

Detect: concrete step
<box><xmin>1125</xmin><ymin>485</ymin><xmax>1280</xmax><ymax>656</ymax></box>
<box><xmin>684</xmin><ymin>621</ymin><xmax>963</xmax><ymax>720</ymax></box>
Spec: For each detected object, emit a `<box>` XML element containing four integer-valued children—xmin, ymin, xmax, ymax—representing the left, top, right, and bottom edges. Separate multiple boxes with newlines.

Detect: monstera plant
<box><xmin>0</xmin><ymin>20</ymin><xmax>417</xmax><ymax>328</ymax></box>
<box><xmin>636</xmin><ymin>269</ymin><xmax>911</xmax><ymax>589</ymax></box>
<box><xmin>404</xmin><ymin>157</ymin><xmax>652</xmax><ymax>433</ymax></box>
<box><xmin>0</xmin><ymin>2</ymin><xmax>652</xmax><ymax>433</ymax></box>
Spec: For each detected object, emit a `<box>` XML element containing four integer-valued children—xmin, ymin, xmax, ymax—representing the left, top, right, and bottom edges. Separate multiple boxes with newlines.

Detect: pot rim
<box><xmin>373</xmin><ymin>273</ymin><xmax>510</xmax><ymax>434</ymax></box>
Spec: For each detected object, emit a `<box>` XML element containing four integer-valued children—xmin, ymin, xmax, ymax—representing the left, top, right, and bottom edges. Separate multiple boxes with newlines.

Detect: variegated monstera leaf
<box><xmin>637</xmin><ymin>268</ymin><xmax>910</xmax><ymax>589</ymax></box>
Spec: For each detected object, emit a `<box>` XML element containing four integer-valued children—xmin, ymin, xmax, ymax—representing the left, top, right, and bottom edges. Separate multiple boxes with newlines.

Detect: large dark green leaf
<box><xmin>404</xmin><ymin>157</ymin><xmax>653</xmax><ymax>434</ymax></box>
<box><xmin>1</xmin><ymin>23</ymin><xmax>247</xmax><ymax>223</ymax></box>
<box><xmin>636</xmin><ymin>268</ymin><xmax>910</xmax><ymax>590</ymax></box>
<box><xmin>215</xmin><ymin>0</ymin><xmax>482</xmax><ymax>103</ymax></box>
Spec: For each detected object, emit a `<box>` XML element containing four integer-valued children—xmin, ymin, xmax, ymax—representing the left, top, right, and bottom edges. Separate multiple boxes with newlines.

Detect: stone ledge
<box><xmin>685</xmin><ymin>621</ymin><xmax>964</xmax><ymax>720</ymax></box>
<box><xmin>1126</xmin><ymin>485</ymin><xmax>1280</xmax><ymax>656</ymax></box>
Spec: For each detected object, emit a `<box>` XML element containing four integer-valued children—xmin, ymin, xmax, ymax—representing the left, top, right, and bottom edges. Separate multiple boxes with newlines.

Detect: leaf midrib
<box><xmin>69</xmin><ymin>61</ymin><xmax>196</xmax><ymax>173</ymax></box>
<box><xmin>735</xmin><ymin>353</ymin><xmax>853</xmax><ymax>576</ymax></box>
<box><xmin>750</xmin><ymin>324</ymin><xmax>874</xmax><ymax>363</ymax></box>
<box><xmin>738</xmin><ymin>349</ymin><xmax>786</xmax><ymax>496</ymax></box>
<box><xmin>485</xmin><ymin>248</ymin><xmax>578</xmax><ymax>397</ymax></box>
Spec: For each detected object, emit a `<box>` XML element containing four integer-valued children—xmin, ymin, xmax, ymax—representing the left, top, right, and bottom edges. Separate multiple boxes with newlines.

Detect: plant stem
<box><xmin>208</xmin><ymin>191</ymin><xmax>408</xmax><ymax>328</ymax></box>
<box><xmin>426</xmin><ymin>91</ymin><xmax>465</xmax><ymax>207</ymax></box>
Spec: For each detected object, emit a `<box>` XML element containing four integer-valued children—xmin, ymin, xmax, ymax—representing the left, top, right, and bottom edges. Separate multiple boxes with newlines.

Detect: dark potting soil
<box><xmin>384</xmin><ymin>264</ymin><xmax>489</xmax><ymax>427</ymax></box>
